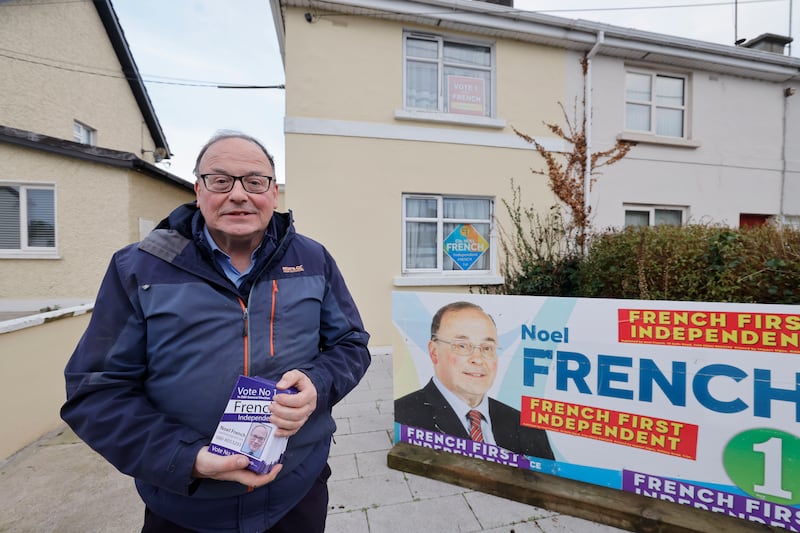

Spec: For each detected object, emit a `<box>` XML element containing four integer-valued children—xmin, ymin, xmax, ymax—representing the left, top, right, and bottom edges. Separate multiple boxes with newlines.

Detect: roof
<box><xmin>93</xmin><ymin>0</ymin><xmax>171</xmax><ymax>157</ymax></box>
<box><xmin>271</xmin><ymin>0</ymin><xmax>800</xmax><ymax>83</ymax></box>
<box><xmin>0</xmin><ymin>125</ymin><xmax>192</xmax><ymax>191</ymax></box>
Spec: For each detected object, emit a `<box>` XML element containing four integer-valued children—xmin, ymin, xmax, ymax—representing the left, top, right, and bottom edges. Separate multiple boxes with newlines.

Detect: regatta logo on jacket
<box><xmin>282</xmin><ymin>265</ymin><xmax>304</xmax><ymax>273</ymax></box>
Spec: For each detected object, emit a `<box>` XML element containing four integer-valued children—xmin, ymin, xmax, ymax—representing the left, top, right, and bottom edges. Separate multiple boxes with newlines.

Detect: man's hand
<box><xmin>271</xmin><ymin>370</ymin><xmax>317</xmax><ymax>437</ymax></box>
<box><xmin>192</xmin><ymin>447</ymin><xmax>282</xmax><ymax>487</ymax></box>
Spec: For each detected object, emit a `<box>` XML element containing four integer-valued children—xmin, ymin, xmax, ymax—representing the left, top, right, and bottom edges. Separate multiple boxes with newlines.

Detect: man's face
<box><xmin>194</xmin><ymin>137</ymin><xmax>278</xmax><ymax>254</ymax></box>
<box><xmin>429</xmin><ymin>307</ymin><xmax>498</xmax><ymax>408</ymax></box>
<box><xmin>247</xmin><ymin>426</ymin><xmax>268</xmax><ymax>452</ymax></box>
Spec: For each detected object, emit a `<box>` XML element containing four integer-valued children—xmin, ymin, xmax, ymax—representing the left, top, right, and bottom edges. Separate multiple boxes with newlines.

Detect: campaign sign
<box><xmin>447</xmin><ymin>75</ymin><xmax>485</xmax><ymax>116</ymax></box>
<box><xmin>392</xmin><ymin>292</ymin><xmax>800</xmax><ymax>529</ymax></box>
<box><xmin>443</xmin><ymin>224</ymin><xmax>488</xmax><ymax>270</ymax></box>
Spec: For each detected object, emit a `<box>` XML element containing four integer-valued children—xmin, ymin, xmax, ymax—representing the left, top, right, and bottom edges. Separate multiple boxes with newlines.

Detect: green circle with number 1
<box><xmin>723</xmin><ymin>428</ymin><xmax>800</xmax><ymax>505</ymax></box>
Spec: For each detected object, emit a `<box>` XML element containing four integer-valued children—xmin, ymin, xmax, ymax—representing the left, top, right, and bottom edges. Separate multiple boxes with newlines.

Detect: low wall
<box><xmin>0</xmin><ymin>305</ymin><xmax>92</xmax><ymax>460</ymax></box>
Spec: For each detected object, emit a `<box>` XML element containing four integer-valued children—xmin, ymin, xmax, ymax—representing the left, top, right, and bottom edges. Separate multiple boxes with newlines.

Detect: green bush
<box><xmin>490</xmin><ymin>202</ymin><xmax>800</xmax><ymax>303</ymax></box>
<box><xmin>579</xmin><ymin>223</ymin><xmax>800</xmax><ymax>304</ymax></box>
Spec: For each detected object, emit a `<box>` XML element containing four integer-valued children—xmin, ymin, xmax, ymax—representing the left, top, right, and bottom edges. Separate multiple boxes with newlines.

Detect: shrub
<box><xmin>579</xmin><ymin>223</ymin><xmax>800</xmax><ymax>304</ymax></box>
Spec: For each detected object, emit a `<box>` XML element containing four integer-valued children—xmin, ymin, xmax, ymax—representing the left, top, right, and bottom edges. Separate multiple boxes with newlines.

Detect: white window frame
<box><xmin>399</xmin><ymin>32</ymin><xmax>501</xmax><ymax>128</ymax></box>
<box><xmin>396</xmin><ymin>193</ymin><xmax>502</xmax><ymax>287</ymax></box>
<box><xmin>624</xmin><ymin>204</ymin><xmax>686</xmax><ymax>227</ymax></box>
<box><xmin>624</xmin><ymin>68</ymin><xmax>689</xmax><ymax>139</ymax></box>
<box><xmin>0</xmin><ymin>182</ymin><xmax>58</xmax><ymax>259</ymax></box>
<box><xmin>73</xmin><ymin>120</ymin><xmax>96</xmax><ymax>146</ymax></box>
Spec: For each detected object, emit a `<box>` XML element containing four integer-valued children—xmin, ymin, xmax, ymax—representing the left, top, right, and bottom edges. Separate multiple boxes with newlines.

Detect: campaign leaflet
<box><xmin>209</xmin><ymin>375</ymin><xmax>297</xmax><ymax>474</ymax></box>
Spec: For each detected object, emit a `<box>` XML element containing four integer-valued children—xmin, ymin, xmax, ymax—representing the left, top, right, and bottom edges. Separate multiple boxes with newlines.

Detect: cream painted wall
<box><xmin>128</xmin><ymin>174</ymin><xmax>196</xmax><ymax>243</ymax></box>
<box><xmin>285</xmin><ymin>10</ymin><xmax>565</xmax><ymax>137</ymax></box>
<box><xmin>0</xmin><ymin>145</ymin><xmax>192</xmax><ymax>300</ymax></box>
<box><xmin>0</xmin><ymin>0</ymin><xmax>157</xmax><ymax>155</ymax></box>
<box><xmin>0</xmin><ymin>312</ymin><xmax>91</xmax><ymax>460</ymax></box>
<box><xmin>284</xmin><ymin>135</ymin><xmax>554</xmax><ymax>344</ymax></box>
<box><xmin>282</xmin><ymin>7</ymin><xmax>566</xmax><ymax>345</ymax></box>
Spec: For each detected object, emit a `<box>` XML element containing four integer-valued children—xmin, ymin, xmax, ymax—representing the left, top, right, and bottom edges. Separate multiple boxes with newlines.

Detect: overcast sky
<box><xmin>112</xmin><ymin>0</ymin><xmax>798</xmax><ymax>185</ymax></box>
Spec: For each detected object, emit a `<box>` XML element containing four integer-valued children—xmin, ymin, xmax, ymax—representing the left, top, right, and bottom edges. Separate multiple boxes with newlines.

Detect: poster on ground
<box><xmin>392</xmin><ymin>291</ymin><xmax>800</xmax><ymax>529</ymax></box>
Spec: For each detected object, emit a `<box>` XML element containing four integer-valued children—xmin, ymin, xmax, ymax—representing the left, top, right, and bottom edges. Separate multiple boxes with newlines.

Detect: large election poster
<box><xmin>392</xmin><ymin>292</ymin><xmax>800</xmax><ymax>529</ymax></box>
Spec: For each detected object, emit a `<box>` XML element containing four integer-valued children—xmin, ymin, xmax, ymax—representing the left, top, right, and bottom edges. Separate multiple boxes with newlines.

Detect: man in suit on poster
<box><xmin>395</xmin><ymin>301</ymin><xmax>554</xmax><ymax>459</ymax></box>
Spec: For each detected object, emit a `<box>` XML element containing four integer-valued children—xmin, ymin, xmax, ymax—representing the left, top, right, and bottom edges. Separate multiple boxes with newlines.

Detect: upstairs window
<box><xmin>403</xmin><ymin>194</ymin><xmax>494</xmax><ymax>274</ymax></box>
<box><xmin>73</xmin><ymin>120</ymin><xmax>96</xmax><ymax>146</ymax></box>
<box><xmin>404</xmin><ymin>33</ymin><xmax>493</xmax><ymax>118</ymax></box>
<box><xmin>625</xmin><ymin>71</ymin><xmax>686</xmax><ymax>138</ymax></box>
<box><xmin>0</xmin><ymin>183</ymin><xmax>56</xmax><ymax>255</ymax></box>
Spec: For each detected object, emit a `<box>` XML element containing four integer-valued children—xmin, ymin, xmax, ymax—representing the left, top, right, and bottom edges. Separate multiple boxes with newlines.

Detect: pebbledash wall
<box><xmin>0</xmin><ymin>306</ymin><xmax>91</xmax><ymax>460</ymax></box>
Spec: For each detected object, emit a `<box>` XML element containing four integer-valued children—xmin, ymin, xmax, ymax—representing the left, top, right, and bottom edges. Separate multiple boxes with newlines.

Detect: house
<box><xmin>0</xmin><ymin>0</ymin><xmax>194</xmax><ymax>314</ymax></box>
<box><xmin>269</xmin><ymin>0</ymin><xmax>800</xmax><ymax>346</ymax></box>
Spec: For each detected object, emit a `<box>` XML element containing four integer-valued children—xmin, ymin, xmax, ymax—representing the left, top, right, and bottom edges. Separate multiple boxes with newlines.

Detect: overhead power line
<box><xmin>0</xmin><ymin>48</ymin><xmax>284</xmax><ymax>89</ymax></box>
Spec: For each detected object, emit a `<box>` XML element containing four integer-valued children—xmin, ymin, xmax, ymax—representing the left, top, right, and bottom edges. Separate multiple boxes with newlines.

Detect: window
<box><xmin>624</xmin><ymin>205</ymin><xmax>684</xmax><ymax>227</ymax></box>
<box><xmin>403</xmin><ymin>194</ymin><xmax>494</xmax><ymax>274</ymax></box>
<box><xmin>73</xmin><ymin>120</ymin><xmax>96</xmax><ymax>145</ymax></box>
<box><xmin>625</xmin><ymin>70</ymin><xmax>686</xmax><ymax>138</ymax></box>
<box><xmin>0</xmin><ymin>183</ymin><xmax>56</xmax><ymax>255</ymax></box>
<box><xmin>404</xmin><ymin>33</ymin><xmax>493</xmax><ymax>117</ymax></box>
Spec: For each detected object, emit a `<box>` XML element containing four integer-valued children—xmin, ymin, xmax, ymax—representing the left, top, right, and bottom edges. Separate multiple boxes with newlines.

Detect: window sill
<box><xmin>393</xmin><ymin>274</ymin><xmax>504</xmax><ymax>287</ymax></box>
<box><xmin>617</xmin><ymin>132</ymin><xmax>701</xmax><ymax>148</ymax></box>
<box><xmin>394</xmin><ymin>109</ymin><xmax>506</xmax><ymax>130</ymax></box>
<box><xmin>0</xmin><ymin>251</ymin><xmax>61</xmax><ymax>260</ymax></box>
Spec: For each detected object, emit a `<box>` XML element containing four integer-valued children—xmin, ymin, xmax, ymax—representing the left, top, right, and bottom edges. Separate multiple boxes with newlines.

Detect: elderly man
<box><xmin>62</xmin><ymin>131</ymin><xmax>371</xmax><ymax>533</ymax></box>
<box><xmin>395</xmin><ymin>301</ymin><xmax>553</xmax><ymax>460</ymax></box>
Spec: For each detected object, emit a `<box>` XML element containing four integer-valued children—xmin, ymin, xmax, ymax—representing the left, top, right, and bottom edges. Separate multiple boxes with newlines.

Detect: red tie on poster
<box><xmin>468</xmin><ymin>409</ymin><xmax>484</xmax><ymax>442</ymax></box>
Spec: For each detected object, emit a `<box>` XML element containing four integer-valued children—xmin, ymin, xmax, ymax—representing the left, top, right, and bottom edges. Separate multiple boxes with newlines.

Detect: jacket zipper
<box><xmin>270</xmin><ymin>280</ymin><xmax>278</xmax><ymax>357</ymax></box>
<box><xmin>238</xmin><ymin>298</ymin><xmax>249</xmax><ymax>375</ymax></box>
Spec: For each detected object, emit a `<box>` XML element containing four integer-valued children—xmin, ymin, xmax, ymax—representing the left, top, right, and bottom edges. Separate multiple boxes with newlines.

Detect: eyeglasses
<box><xmin>433</xmin><ymin>337</ymin><xmax>498</xmax><ymax>358</ymax></box>
<box><xmin>199</xmin><ymin>173</ymin><xmax>274</xmax><ymax>193</ymax></box>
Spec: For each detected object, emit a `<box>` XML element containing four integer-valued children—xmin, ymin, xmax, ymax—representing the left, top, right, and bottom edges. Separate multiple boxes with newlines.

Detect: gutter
<box><xmin>0</xmin><ymin>126</ymin><xmax>192</xmax><ymax>191</ymax></box>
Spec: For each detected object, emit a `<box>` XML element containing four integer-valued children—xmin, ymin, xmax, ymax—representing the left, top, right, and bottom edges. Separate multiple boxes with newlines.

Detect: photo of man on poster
<box><xmin>241</xmin><ymin>423</ymin><xmax>270</xmax><ymax>458</ymax></box>
<box><xmin>395</xmin><ymin>301</ymin><xmax>554</xmax><ymax>460</ymax></box>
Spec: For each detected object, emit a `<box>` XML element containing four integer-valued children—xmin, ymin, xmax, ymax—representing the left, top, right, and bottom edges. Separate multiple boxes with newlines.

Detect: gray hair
<box><xmin>192</xmin><ymin>130</ymin><xmax>275</xmax><ymax>176</ymax></box>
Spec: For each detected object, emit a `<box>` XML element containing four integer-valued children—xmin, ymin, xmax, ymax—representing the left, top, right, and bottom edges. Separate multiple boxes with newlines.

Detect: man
<box><xmin>395</xmin><ymin>301</ymin><xmax>553</xmax><ymax>460</ymax></box>
<box><xmin>241</xmin><ymin>424</ymin><xmax>270</xmax><ymax>458</ymax></box>
<box><xmin>61</xmin><ymin>131</ymin><xmax>371</xmax><ymax>533</ymax></box>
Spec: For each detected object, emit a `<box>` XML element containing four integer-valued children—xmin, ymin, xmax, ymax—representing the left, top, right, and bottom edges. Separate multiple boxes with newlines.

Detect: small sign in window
<box><xmin>443</xmin><ymin>223</ymin><xmax>488</xmax><ymax>270</ymax></box>
<box><xmin>447</xmin><ymin>75</ymin><xmax>484</xmax><ymax>116</ymax></box>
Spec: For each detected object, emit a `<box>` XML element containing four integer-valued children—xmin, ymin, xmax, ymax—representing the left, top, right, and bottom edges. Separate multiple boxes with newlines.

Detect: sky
<box><xmin>112</xmin><ymin>0</ymin><xmax>799</xmax><ymax>186</ymax></box>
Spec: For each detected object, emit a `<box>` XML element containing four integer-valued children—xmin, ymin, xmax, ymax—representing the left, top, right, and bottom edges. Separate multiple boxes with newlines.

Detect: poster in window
<box><xmin>447</xmin><ymin>75</ymin><xmax>485</xmax><ymax>116</ymax></box>
<box><xmin>443</xmin><ymin>223</ymin><xmax>488</xmax><ymax>270</ymax></box>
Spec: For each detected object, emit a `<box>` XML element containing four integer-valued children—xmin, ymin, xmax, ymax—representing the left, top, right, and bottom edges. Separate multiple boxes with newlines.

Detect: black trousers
<box><xmin>141</xmin><ymin>464</ymin><xmax>331</xmax><ymax>533</ymax></box>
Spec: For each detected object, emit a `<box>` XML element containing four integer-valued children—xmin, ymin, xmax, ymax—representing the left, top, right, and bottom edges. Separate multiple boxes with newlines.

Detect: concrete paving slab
<box><xmin>464</xmin><ymin>490</ymin><xmax>555</xmax><ymax>529</ymax></box>
<box><xmin>325</xmin><ymin>509</ymin><xmax>370</xmax><ymax>533</ymax></box>
<box><xmin>0</xmin><ymin>427</ymin><xmax>141</xmax><ymax>533</ymax></box>
<box><xmin>405</xmin><ymin>470</ymin><xmax>472</xmax><ymax>499</ymax></box>
<box><xmin>329</xmin><ymin>430</ymin><xmax>392</xmax><ymax>456</ymax></box>
<box><xmin>328</xmin><ymin>453</ymin><xmax>359</xmax><ymax>481</ymax></box>
<box><xmin>364</xmin><ymin>494</ymin><xmax>483</xmax><ymax>533</ymax></box>
<box><xmin>328</xmin><ymin>473</ymin><xmax>413</xmax><ymax>511</ymax></box>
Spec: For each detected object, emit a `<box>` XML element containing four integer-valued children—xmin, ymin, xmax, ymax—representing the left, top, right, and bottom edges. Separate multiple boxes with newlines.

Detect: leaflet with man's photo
<box><xmin>209</xmin><ymin>375</ymin><xmax>297</xmax><ymax>474</ymax></box>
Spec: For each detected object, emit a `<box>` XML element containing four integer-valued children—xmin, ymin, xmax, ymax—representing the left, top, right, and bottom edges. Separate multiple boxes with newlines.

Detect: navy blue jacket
<box><xmin>61</xmin><ymin>203</ymin><xmax>371</xmax><ymax>532</ymax></box>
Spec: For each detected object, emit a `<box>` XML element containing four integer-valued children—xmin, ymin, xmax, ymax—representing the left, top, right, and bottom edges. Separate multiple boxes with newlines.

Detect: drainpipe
<box><xmin>584</xmin><ymin>31</ymin><xmax>604</xmax><ymax>216</ymax></box>
<box><xmin>779</xmin><ymin>86</ymin><xmax>794</xmax><ymax>224</ymax></box>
